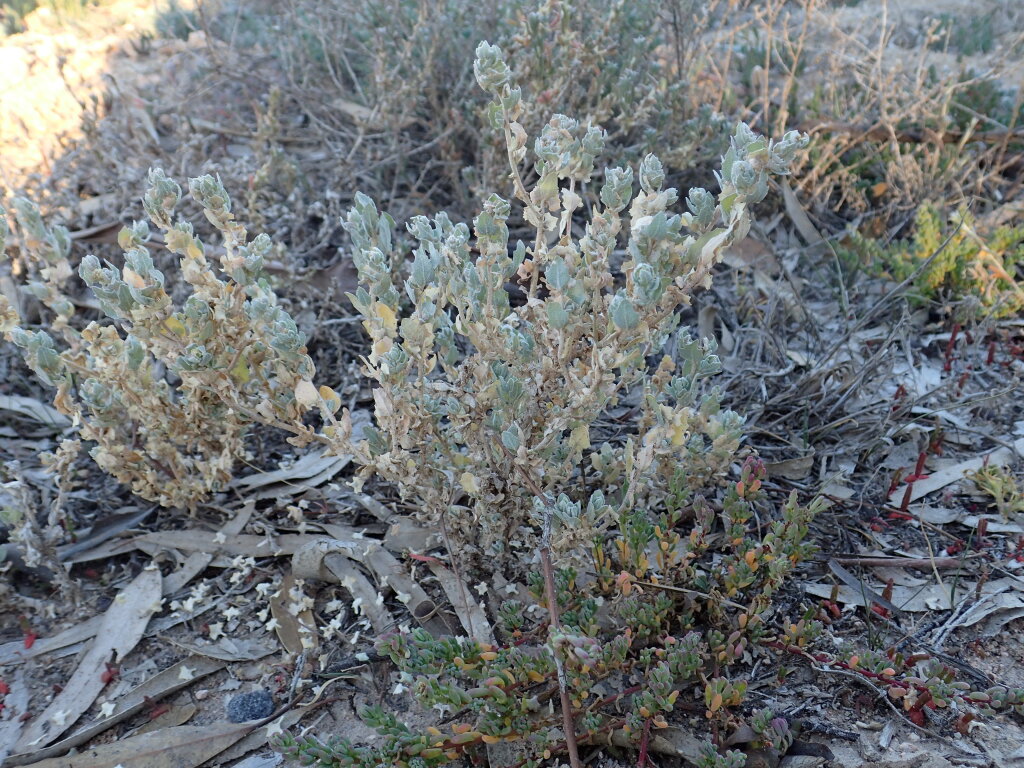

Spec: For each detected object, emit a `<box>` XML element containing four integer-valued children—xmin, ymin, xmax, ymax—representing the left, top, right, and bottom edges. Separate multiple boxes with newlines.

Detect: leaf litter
<box><xmin>2</xmin><ymin>1</ymin><xmax>1024</xmax><ymax>766</ymax></box>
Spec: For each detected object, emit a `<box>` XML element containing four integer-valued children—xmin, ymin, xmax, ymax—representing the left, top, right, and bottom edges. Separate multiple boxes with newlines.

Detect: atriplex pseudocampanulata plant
<box><xmin>274</xmin><ymin>41</ymin><xmax>824</xmax><ymax>768</ymax></box>
<box><xmin>337</xmin><ymin>41</ymin><xmax>810</xmax><ymax>562</ymax></box>
<box><xmin>1</xmin><ymin>177</ymin><xmax>318</xmax><ymax>508</ymax></box>
<box><xmin>8</xmin><ymin>36</ymin><xmax>1022</xmax><ymax>768</ymax></box>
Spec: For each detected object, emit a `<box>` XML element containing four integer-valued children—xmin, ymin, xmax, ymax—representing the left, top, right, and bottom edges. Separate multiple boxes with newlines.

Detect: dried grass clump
<box><xmin>269</xmin><ymin>0</ymin><xmax>736</xmax><ymax>219</ymax></box>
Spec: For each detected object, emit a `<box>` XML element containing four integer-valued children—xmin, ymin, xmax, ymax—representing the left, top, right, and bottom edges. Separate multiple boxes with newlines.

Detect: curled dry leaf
<box><xmin>291</xmin><ymin>538</ymin><xmax>392</xmax><ymax>633</ymax></box>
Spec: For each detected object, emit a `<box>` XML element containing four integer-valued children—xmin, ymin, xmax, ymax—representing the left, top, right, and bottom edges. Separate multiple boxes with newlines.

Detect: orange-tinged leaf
<box><xmin>616</xmin><ymin>571</ymin><xmax>633</xmax><ymax>596</ymax></box>
<box><xmin>123</xmin><ymin>267</ymin><xmax>146</xmax><ymax>290</ymax></box>
<box><xmin>745</xmin><ymin>550</ymin><xmax>758</xmax><ymax>572</ymax></box>
<box><xmin>710</xmin><ymin>693</ymin><xmax>723</xmax><ymax>713</ymax></box>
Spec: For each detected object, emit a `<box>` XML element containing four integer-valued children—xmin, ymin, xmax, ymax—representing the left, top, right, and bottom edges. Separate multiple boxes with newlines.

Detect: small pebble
<box><xmin>226</xmin><ymin>689</ymin><xmax>274</xmax><ymax>722</ymax></box>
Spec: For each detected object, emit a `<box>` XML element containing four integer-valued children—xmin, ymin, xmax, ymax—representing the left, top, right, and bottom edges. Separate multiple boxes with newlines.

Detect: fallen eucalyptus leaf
<box><xmin>890</xmin><ymin>442</ymin><xmax>1021</xmax><ymax>504</ymax></box>
<box><xmin>269</xmin><ymin>570</ymin><xmax>319</xmax><ymax>655</ymax></box>
<box><xmin>14</xmin><ymin>566</ymin><xmax>162</xmax><ymax>752</ymax></box>
<box><xmin>16</xmin><ymin>721</ymin><xmax>256</xmax><ymax>768</ymax></box>
<box><xmin>132</xmin><ymin>703</ymin><xmax>197</xmax><ymax>735</ymax></box>
<box><xmin>163</xmin><ymin>503</ymin><xmax>255</xmax><ymax>594</ymax></box>
<box><xmin>0</xmin><ymin>669</ymin><xmax>29</xmax><ymax>762</ymax></box>
<box><xmin>3</xmin><ymin>656</ymin><xmax>224</xmax><ymax>767</ymax></box>
<box><xmin>292</xmin><ymin>539</ymin><xmax>392</xmax><ymax>633</ymax></box>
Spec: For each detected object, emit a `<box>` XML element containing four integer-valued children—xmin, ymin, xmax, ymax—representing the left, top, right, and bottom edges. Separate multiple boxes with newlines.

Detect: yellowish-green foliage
<box><xmin>970</xmin><ymin>465</ymin><xmax>1024</xmax><ymax>521</ymax></box>
<box><xmin>841</xmin><ymin>203</ymin><xmax>1024</xmax><ymax>317</ymax></box>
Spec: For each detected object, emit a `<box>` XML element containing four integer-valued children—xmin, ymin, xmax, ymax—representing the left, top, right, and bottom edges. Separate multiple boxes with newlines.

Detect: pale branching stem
<box><xmin>563</xmin><ymin>178</ymin><xmax>576</xmax><ymax>242</ymax></box>
<box><xmin>499</xmin><ymin>104</ymin><xmax>548</xmax><ymax>299</ymax></box>
<box><xmin>500</xmin><ymin>108</ymin><xmax>537</xmax><ymax>213</ymax></box>
<box><xmin>528</xmin><ymin>239</ymin><xmax>543</xmax><ymax>299</ymax></box>
<box><xmin>540</xmin><ymin>507</ymin><xmax>583</xmax><ymax>768</ymax></box>
<box><xmin>208</xmin><ymin>393</ymin><xmax>325</xmax><ymax>443</ymax></box>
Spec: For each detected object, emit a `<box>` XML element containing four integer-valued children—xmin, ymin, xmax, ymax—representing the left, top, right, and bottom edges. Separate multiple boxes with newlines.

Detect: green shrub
<box><xmin>948</xmin><ymin>70</ymin><xmax>1024</xmax><ymax>132</ymax></box>
<box><xmin>929</xmin><ymin>12</ymin><xmax>995</xmax><ymax>56</ymax></box>
<box><xmin>1</xmin><ymin>0</ymin><xmax>36</xmax><ymax>35</ymax></box>
<box><xmin>153</xmin><ymin>0</ymin><xmax>197</xmax><ymax>41</ymax></box>
<box><xmin>838</xmin><ymin>203</ymin><xmax>1024</xmax><ymax>317</ymax></box>
<box><xmin>1</xmin><ymin>0</ymin><xmax>92</xmax><ymax>33</ymax></box>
